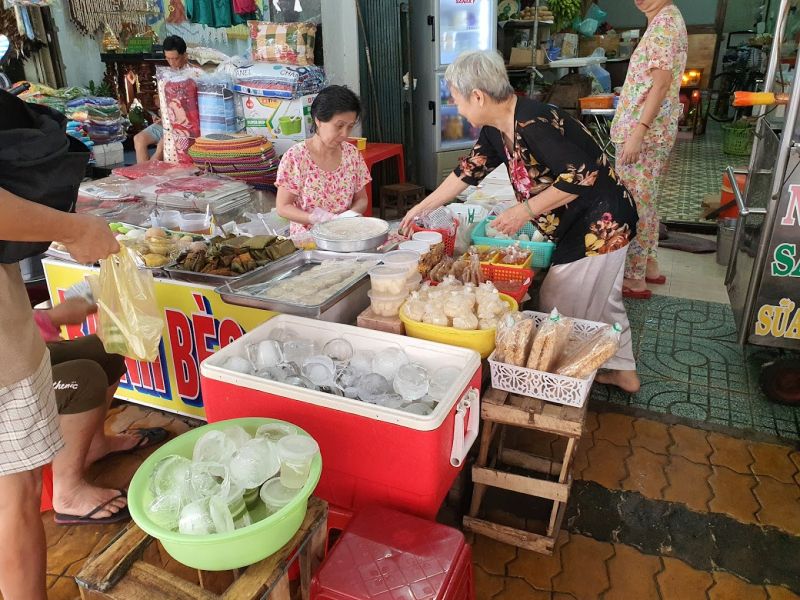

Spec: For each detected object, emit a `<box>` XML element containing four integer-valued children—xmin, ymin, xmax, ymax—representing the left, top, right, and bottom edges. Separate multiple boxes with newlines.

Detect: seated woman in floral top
<box><xmin>401</xmin><ymin>50</ymin><xmax>640</xmax><ymax>392</ymax></box>
<box><xmin>276</xmin><ymin>85</ymin><xmax>372</xmax><ymax>239</ymax></box>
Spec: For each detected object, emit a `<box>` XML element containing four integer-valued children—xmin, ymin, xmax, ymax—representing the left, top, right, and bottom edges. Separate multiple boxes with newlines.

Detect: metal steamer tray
<box><xmin>310</xmin><ymin>217</ymin><xmax>389</xmax><ymax>252</ymax></box>
<box><xmin>215</xmin><ymin>250</ymin><xmax>381</xmax><ymax>318</ymax></box>
<box><xmin>163</xmin><ymin>250</ymin><xmax>298</xmax><ymax>286</ymax></box>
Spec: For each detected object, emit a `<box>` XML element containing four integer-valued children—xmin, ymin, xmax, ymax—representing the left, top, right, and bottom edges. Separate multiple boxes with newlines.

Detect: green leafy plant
<box><xmin>547</xmin><ymin>0</ymin><xmax>581</xmax><ymax>32</ymax></box>
<box><xmin>87</xmin><ymin>79</ymin><xmax>114</xmax><ymax>98</ymax></box>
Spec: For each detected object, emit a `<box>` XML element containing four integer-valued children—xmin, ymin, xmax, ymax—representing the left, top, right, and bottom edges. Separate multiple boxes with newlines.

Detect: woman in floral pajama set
<box><xmin>611</xmin><ymin>0</ymin><xmax>687</xmax><ymax>299</ymax></box>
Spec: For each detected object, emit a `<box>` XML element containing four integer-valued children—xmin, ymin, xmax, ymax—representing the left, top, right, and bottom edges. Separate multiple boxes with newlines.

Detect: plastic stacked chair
<box><xmin>188</xmin><ymin>134</ymin><xmax>279</xmax><ymax>189</ymax></box>
<box><xmin>310</xmin><ymin>505</ymin><xmax>474</xmax><ymax>600</ymax></box>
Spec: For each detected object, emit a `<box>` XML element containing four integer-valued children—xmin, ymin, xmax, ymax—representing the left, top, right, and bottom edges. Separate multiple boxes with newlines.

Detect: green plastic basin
<box><xmin>127</xmin><ymin>417</ymin><xmax>322</xmax><ymax>571</ymax></box>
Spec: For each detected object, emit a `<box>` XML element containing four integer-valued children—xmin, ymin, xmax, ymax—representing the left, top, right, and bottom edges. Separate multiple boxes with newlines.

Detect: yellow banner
<box><xmin>43</xmin><ymin>259</ymin><xmax>276</xmax><ymax>419</ymax></box>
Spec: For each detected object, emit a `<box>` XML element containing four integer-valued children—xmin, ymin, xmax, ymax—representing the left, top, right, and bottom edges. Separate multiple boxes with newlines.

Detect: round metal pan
<box><xmin>311</xmin><ymin>217</ymin><xmax>389</xmax><ymax>252</ymax></box>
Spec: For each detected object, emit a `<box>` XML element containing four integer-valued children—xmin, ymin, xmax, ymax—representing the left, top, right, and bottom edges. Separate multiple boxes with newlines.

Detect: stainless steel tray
<box><xmin>215</xmin><ymin>250</ymin><xmax>381</xmax><ymax>317</ymax></box>
<box><xmin>165</xmin><ymin>245</ymin><xmax>300</xmax><ymax>286</ymax></box>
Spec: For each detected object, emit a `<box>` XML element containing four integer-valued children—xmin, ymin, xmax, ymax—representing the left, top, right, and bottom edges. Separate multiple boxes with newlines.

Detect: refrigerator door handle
<box><xmin>428</xmin><ymin>100</ymin><xmax>436</xmax><ymax>126</ymax></box>
<box><xmin>427</xmin><ymin>15</ymin><xmax>435</xmax><ymax>42</ymax></box>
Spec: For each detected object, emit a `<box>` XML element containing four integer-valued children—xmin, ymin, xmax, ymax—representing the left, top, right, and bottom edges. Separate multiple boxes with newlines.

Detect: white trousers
<box><xmin>538</xmin><ymin>246</ymin><xmax>636</xmax><ymax>371</ymax></box>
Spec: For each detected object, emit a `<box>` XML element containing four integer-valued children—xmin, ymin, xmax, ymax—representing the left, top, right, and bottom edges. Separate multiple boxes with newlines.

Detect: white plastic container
<box><xmin>405</xmin><ymin>272</ymin><xmax>423</xmax><ymax>293</ymax></box>
<box><xmin>399</xmin><ymin>240</ymin><xmax>431</xmax><ymax>254</ymax></box>
<box><xmin>367</xmin><ymin>290</ymin><xmax>408</xmax><ymax>317</ymax></box>
<box><xmin>412</xmin><ymin>231</ymin><xmax>443</xmax><ymax>246</ymax></box>
<box><xmin>260</xmin><ymin>477</ymin><xmax>300</xmax><ymax>513</ymax></box>
<box><xmin>368</xmin><ymin>266</ymin><xmax>408</xmax><ymax>295</ymax></box>
<box><xmin>277</xmin><ymin>434</ymin><xmax>320</xmax><ymax>489</ymax></box>
<box><xmin>382</xmin><ymin>250</ymin><xmax>420</xmax><ymax>278</ymax></box>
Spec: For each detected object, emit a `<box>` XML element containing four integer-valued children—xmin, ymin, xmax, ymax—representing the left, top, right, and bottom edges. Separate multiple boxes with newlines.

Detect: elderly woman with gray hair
<box><xmin>401</xmin><ymin>50</ymin><xmax>641</xmax><ymax>392</ymax></box>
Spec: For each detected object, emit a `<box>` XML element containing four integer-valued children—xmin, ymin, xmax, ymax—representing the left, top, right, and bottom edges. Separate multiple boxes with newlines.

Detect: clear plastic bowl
<box><xmin>369</xmin><ymin>266</ymin><xmax>408</xmax><ymax>295</ymax></box>
<box><xmin>382</xmin><ymin>250</ymin><xmax>420</xmax><ymax>278</ymax></box>
<box><xmin>152</xmin><ymin>210</ymin><xmax>181</xmax><ymax>229</ymax></box>
<box><xmin>277</xmin><ymin>435</ymin><xmax>320</xmax><ymax>489</ymax></box>
<box><xmin>368</xmin><ymin>290</ymin><xmax>408</xmax><ymax>317</ymax></box>
<box><xmin>259</xmin><ymin>478</ymin><xmax>299</xmax><ymax>513</ymax></box>
<box><xmin>180</xmin><ymin>213</ymin><xmax>211</xmax><ymax>233</ymax></box>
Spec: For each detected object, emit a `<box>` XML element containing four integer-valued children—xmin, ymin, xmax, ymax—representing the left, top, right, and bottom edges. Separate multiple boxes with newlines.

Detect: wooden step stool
<box><xmin>463</xmin><ymin>388</ymin><xmax>587</xmax><ymax>555</ymax></box>
<box><xmin>378</xmin><ymin>183</ymin><xmax>425</xmax><ymax>220</ymax></box>
<box><xmin>76</xmin><ymin>497</ymin><xmax>328</xmax><ymax>600</ymax></box>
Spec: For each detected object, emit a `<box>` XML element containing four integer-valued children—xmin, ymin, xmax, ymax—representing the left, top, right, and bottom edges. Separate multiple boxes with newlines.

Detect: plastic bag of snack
<box><xmin>402</xmin><ymin>291</ymin><xmax>425</xmax><ymax>321</ymax></box>
<box><xmin>453</xmin><ymin>312</ymin><xmax>479</xmax><ymax>330</ymax></box>
<box><xmin>494</xmin><ymin>311</ymin><xmax>535</xmax><ymax>365</ymax></box>
<box><xmin>526</xmin><ymin>308</ymin><xmax>574</xmax><ymax>372</ymax></box>
<box><xmin>555</xmin><ymin>323</ymin><xmax>621</xmax><ymax>379</ymax></box>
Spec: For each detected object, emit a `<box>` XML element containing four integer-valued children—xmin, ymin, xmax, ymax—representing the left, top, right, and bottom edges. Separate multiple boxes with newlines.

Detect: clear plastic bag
<box><xmin>494</xmin><ymin>311</ymin><xmax>535</xmax><ymax>366</ymax></box>
<box><xmin>96</xmin><ymin>246</ymin><xmax>165</xmax><ymax>361</ymax></box>
<box><xmin>526</xmin><ymin>307</ymin><xmax>574</xmax><ymax>372</ymax></box>
<box><xmin>555</xmin><ymin>323</ymin><xmax>621</xmax><ymax>379</ymax></box>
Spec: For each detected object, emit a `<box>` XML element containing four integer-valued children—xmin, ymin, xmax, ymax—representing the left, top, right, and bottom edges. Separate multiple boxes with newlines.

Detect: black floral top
<box><xmin>454</xmin><ymin>97</ymin><xmax>638</xmax><ymax>265</ymax></box>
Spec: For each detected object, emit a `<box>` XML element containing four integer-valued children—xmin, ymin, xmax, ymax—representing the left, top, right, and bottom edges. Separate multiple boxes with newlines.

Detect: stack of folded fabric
<box><xmin>66</xmin><ymin>121</ymin><xmax>94</xmax><ymax>163</ymax></box>
<box><xmin>19</xmin><ymin>83</ymin><xmax>88</xmax><ymax>114</ymax></box>
<box><xmin>188</xmin><ymin>134</ymin><xmax>278</xmax><ymax>189</ymax></box>
<box><xmin>65</xmin><ymin>96</ymin><xmax>128</xmax><ymax>144</ymax></box>
<box><xmin>198</xmin><ymin>81</ymin><xmax>241</xmax><ymax>136</ymax></box>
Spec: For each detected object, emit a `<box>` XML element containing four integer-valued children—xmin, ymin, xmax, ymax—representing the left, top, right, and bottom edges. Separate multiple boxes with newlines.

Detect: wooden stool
<box><xmin>463</xmin><ymin>388</ymin><xmax>587</xmax><ymax>555</ymax></box>
<box><xmin>76</xmin><ymin>497</ymin><xmax>328</xmax><ymax>600</ymax></box>
<box><xmin>378</xmin><ymin>183</ymin><xmax>425</xmax><ymax>220</ymax></box>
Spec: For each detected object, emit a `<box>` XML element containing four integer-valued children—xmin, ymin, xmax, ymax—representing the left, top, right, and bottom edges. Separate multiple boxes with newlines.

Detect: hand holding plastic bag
<box><xmin>96</xmin><ymin>246</ymin><xmax>164</xmax><ymax>361</ymax></box>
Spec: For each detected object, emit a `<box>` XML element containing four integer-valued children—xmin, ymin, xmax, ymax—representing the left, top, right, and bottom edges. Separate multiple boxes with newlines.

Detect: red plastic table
<box><xmin>359</xmin><ymin>143</ymin><xmax>406</xmax><ymax>217</ymax></box>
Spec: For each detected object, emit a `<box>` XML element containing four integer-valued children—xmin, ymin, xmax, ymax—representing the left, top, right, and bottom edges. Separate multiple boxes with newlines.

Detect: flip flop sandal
<box><xmin>101</xmin><ymin>427</ymin><xmax>170</xmax><ymax>461</ymax></box>
<box><xmin>54</xmin><ymin>490</ymin><xmax>130</xmax><ymax>526</ymax></box>
<box><xmin>622</xmin><ymin>287</ymin><xmax>652</xmax><ymax>299</ymax></box>
<box><xmin>645</xmin><ymin>275</ymin><xmax>667</xmax><ymax>285</ymax></box>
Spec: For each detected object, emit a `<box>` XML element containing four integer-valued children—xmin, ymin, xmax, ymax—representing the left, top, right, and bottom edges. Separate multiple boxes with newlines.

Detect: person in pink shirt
<box><xmin>275</xmin><ymin>85</ymin><xmax>372</xmax><ymax>239</ymax></box>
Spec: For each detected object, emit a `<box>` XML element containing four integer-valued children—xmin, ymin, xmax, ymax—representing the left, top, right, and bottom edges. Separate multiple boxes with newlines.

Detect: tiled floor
<box><xmin>472</xmin><ymin>409</ymin><xmax>800</xmax><ymax>599</ymax></box>
<box><xmin>592</xmin><ymin>294</ymin><xmax>800</xmax><ymax>441</ymax></box>
<box><xmin>650</xmin><ymin>244</ymin><xmax>729</xmax><ymax>304</ymax></box>
<box><xmin>658</xmin><ymin>122</ymin><xmax>749</xmax><ymax>223</ymax></box>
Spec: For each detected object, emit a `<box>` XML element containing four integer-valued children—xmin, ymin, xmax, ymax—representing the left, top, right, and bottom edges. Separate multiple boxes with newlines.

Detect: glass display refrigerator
<box><xmin>411</xmin><ymin>0</ymin><xmax>495</xmax><ymax>190</ymax></box>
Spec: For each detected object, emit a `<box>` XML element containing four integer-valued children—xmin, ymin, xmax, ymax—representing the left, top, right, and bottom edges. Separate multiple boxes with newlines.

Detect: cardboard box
<box><xmin>238</xmin><ymin>93</ymin><xmax>316</xmax><ymax>141</ymax></box>
<box><xmin>553</xmin><ymin>33</ymin><xmax>579</xmax><ymax>59</ymax></box>
<box><xmin>509</xmin><ymin>47</ymin><xmax>534</xmax><ymax>67</ymax></box>
<box><xmin>579</xmin><ymin>34</ymin><xmax>621</xmax><ymax>58</ymax></box>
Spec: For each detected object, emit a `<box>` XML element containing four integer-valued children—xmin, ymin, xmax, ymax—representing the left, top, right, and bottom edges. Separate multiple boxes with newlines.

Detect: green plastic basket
<box><xmin>721</xmin><ymin>124</ymin><xmax>755</xmax><ymax>156</ymax></box>
<box><xmin>128</xmin><ymin>417</ymin><xmax>322</xmax><ymax>571</ymax></box>
<box><xmin>471</xmin><ymin>216</ymin><xmax>556</xmax><ymax>268</ymax></box>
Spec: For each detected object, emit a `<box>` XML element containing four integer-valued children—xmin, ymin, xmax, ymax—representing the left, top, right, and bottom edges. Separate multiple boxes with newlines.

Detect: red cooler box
<box><xmin>200</xmin><ymin>315</ymin><xmax>481</xmax><ymax>519</ymax></box>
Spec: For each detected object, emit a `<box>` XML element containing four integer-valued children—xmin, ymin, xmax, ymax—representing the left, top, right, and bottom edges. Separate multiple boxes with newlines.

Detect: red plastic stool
<box><xmin>310</xmin><ymin>505</ymin><xmax>474</xmax><ymax>600</ymax></box>
<box><xmin>325</xmin><ymin>504</ymin><xmax>354</xmax><ymax>554</ymax></box>
<box><xmin>40</xmin><ymin>463</ymin><xmax>54</xmax><ymax>512</ymax></box>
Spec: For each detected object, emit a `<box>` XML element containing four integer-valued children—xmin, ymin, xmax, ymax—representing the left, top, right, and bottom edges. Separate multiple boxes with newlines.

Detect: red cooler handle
<box><xmin>450</xmin><ymin>388</ymin><xmax>479</xmax><ymax>467</ymax></box>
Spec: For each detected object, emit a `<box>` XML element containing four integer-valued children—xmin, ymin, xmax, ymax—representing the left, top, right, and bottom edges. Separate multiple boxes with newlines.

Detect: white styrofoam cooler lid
<box><xmin>200</xmin><ymin>315</ymin><xmax>481</xmax><ymax>432</ymax></box>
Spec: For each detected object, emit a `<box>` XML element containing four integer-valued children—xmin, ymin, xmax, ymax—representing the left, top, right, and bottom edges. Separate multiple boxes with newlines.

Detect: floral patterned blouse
<box><xmin>276</xmin><ymin>141</ymin><xmax>372</xmax><ymax>236</ymax></box>
<box><xmin>610</xmin><ymin>4</ymin><xmax>687</xmax><ymax>145</ymax></box>
<box><xmin>454</xmin><ymin>98</ymin><xmax>638</xmax><ymax>265</ymax></box>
